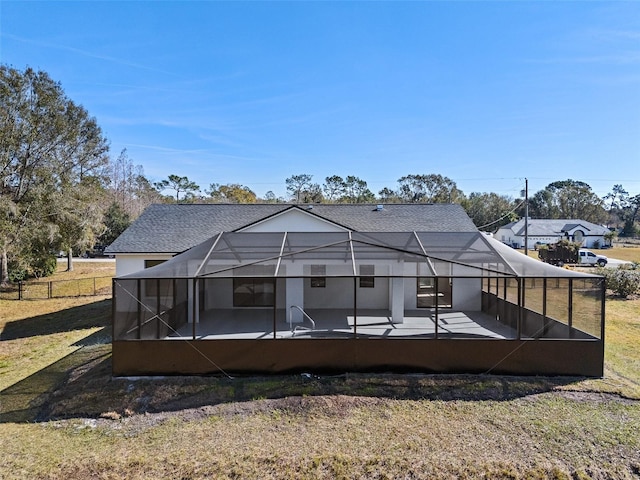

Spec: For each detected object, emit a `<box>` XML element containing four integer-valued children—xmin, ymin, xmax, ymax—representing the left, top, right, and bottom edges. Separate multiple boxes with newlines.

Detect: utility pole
<box><xmin>524</xmin><ymin>178</ymin><xmax>529</xmax><ymax>253</ymax></box>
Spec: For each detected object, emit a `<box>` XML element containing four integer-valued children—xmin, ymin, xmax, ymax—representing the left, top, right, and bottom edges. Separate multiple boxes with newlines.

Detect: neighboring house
<box><xmin>107</xmin><ymin>204</ymin><xmax>605</xmax><ymax>377</ymax></box>
<box><xmin>495</xmin><ymin>218</ymin><xmax>608</xmax><ymax>249</ymax></box>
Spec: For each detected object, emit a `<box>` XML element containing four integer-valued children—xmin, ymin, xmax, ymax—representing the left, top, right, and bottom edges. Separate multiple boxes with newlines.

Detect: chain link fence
<box><xmin>0</xmin><ymin>276</ymin><xmax>112</xmax><ymax>300</ymax></box>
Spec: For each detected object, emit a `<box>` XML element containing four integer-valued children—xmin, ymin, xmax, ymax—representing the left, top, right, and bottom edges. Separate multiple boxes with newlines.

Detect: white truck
<box><xmin>578</xmin><ymin>249</ymin><xmax>608</xmax><ymax>267</ymax></box>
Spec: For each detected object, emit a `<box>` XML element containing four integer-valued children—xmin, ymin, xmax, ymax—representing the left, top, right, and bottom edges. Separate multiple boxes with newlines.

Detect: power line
<box><xmin>476</xmin><ymin>199</ymin><xmax>525</xmax><ymax>230</ymax></box>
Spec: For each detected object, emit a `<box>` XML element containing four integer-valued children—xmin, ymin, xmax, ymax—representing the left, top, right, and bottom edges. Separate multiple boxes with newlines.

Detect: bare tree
<box><xmin>105</xmin><ymin>149</ymin><xmax>163</xmax><ymax>219</ymax></box>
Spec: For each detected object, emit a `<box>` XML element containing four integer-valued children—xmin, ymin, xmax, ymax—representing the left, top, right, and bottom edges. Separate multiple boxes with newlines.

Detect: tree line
<box><xmin>152</xmin><ymin>173</ymin><xmax>640</xmax><ymax>235</ymax></box>
<box><xmin>2</xmin><ymin>65</ymin><xmax>639</xmax><ymax>283</ymax></box>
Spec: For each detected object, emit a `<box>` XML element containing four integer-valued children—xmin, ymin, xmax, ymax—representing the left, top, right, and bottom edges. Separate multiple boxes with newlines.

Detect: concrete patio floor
<box><xmin>167</xmin><ymin>308</ymin><xmax>517</xmax><ymax>340</ymax></box>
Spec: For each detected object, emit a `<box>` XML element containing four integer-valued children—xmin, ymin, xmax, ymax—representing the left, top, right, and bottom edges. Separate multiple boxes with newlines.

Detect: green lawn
<box><xmin>1</xmin><ymin>260</ymin><xmax>639</xmax><ymax>479</ymax></box>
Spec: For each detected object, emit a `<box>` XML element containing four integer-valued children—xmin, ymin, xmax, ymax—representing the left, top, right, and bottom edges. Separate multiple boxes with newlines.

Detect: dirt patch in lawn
<box><xmin>4</xmin><ymin>343</ymin><xmax>632</xmax><ymax>426</ymax></box>
<box><xmin>46</xmin><ymin>389</ymin><xmax>639</xmax><ymax>448</ymax></box>
<box><xmin>73</xmin><ymin>395</ymin><xmax>387</xmax><ymax>433</ymax></box>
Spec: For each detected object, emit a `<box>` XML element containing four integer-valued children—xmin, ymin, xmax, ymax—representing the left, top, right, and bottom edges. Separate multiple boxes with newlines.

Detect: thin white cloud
<box><xmin>121</xmin><ymin>144</ymin><xmax>263</xmax><ymax>167</ymax></box>
<box><xmin>2</xmin><ymin>32</ymin><xmax>179</xmax><ymax>77</ymax></box>
<box><xmin>124</xmin><ymin>143</ymin><xmax>213</xmax><ymax>156</ymax></box>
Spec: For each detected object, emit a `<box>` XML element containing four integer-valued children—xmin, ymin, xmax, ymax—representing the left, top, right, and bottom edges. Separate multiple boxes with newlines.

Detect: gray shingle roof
<box><xmin>106</xmin><ymin>203</ymin><xmax>478</xmax><ymax>254</ymax></box>
<box><xmin>506</xmin><ymin>219</ymin><xmax>608</xmax><ymax>237</ymax></box>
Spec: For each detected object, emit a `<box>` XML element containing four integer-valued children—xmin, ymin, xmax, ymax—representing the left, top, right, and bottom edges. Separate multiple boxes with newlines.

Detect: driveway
<box><xmin>605</xmin><ymin>257</ymin><xmax>633</xmax><ymax>268</ymax></box>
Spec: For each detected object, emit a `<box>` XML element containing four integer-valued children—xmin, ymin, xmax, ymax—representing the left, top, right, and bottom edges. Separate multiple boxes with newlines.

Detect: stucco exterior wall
<box><xmin>239</xmin><ymin>209</ymin><xmax>347</xmax><ymax>232</ymax></box>
<box><xmin>303</xmin><ymin>277</ymin><xmax>390</xmax><ymax>309</ymax></box>
<box><xmin>115</xmin><ymin>254</ymin><xmax>173</xmax><ymax>277</ymax></box>
<box><xmin>205</xmin><ymin>278</ymin><xmax>234</xmax><ymax>309</ymax></box>
<box><xmin>453</xmin><ymin>278</ymin><xmax>482</xmax><ymax>311</ymax></box>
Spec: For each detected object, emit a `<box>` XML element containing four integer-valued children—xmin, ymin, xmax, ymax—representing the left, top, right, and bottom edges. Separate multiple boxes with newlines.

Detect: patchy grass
<box><xmin>606</xmin><ymin>298</ymin><xmax>640</xmax><ymax>385</ymax></box>
<box><xmin>0</xmin><ymin>262</ymin><xmax>113</xmax><ymax>396</ymax></box>
<box><xmin>1</xmin><ymin>261</ymin><xmax>640</xmax><ymax>479</ymax></box>
<box><xmin>573</xmin><ymin>297</ymin><xmax>640</xmax><ymax>399</ymax></box>
<box><xmin>0</xmin><ymin>297</ymin><xmax>111</xmax><ymax>392</ymax></box>
<box><xmin>1</xmin><ymin>390</ymin><xmax>639</xmax><ymax>479</ymax></box>
<box><xmin>602</xmin><ymin>246</ymin><xmax>640</xmax><ymax>263</ymax></box>
<box><xmin>50</xmin><ymin>260</ymin><xmax>116</xmax><ymax>281</ymax></box>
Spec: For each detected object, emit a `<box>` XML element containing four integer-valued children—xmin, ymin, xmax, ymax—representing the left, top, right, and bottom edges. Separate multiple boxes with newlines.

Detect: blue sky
<box><xmin>1</xmin><ymin>1</ymin><xmax>639</xmax><ymax>200</ymax></box>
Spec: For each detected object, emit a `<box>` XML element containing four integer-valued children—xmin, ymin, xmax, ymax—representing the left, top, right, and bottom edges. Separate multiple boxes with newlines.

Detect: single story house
<box><xmin>107</xmin><ymin>204</ymin><xmax>605</xmax><ymax>377</ymax></box>
<box><xmin>494</xmin><ymin>218</ymin><xmax>609</xmax><ymax>249</ymax></box>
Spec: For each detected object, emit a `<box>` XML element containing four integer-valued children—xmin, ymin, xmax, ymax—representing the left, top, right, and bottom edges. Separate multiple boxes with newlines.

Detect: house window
<box><xmin>144</xmin><ymin>260</ymin><xmax>170</xmax><ymax>297</ymax></box>
<box><xmin>232</xmin><ymin>265</ymin><xmax>275</xmax><ymax>307</ymax></box>
<box><xmin>145</xmin><ymin>260</ymin><xmax>166</xmax><ymax>269</ymax></box>
<box><xmin>310</xmin><ymin>264</ymin><xmax>326</xmax><ymax>288</ymax></box>
<box><xmin>233</xmin><ymin>278</ymin><xmax>275</xmax><ymax>307</ymax></box>
<box><xmin>417</xmin><ymin>277</ymin><xmax>452</xmax><ymax>308</ymax></box>
<box><xmin>359</xmin><ymin>265</ymin><xmax>375</xmax><ymax>288</ymax></box>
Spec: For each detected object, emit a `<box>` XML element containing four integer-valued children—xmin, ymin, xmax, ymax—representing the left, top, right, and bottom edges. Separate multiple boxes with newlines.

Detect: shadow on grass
<box><xmin>0</xmin><ymin>299</ymin><xmax>111</xmax><ymax>341</ymax></box>
<box><xmin>1</xmin><ymin>338</ymin><xmax>587</xmax><ymax>423</ymax></box>
<box><xmin>0</xmin><ymin>345</ymin><xmax>112</xmax><ymax>423</ymax></box>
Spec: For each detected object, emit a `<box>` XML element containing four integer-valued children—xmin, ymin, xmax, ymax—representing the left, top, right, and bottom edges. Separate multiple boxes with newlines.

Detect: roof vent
<box><xmin>375</xmin><ymin>204</ymin><xmax>384</xmax><ymax>211</ymax></box>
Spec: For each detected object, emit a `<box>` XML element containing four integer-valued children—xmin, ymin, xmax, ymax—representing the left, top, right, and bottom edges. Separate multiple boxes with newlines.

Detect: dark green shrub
<box><xmin>7</xmin><ymin>254</ymin><xmax>57</xmax><ymax>282</ymax></box>
<box><xmin>31</xmin><ymin>254</ymin><xmax>58</xmax><ymax>278</ymax></box>
<box><xmin>8</xmin><ymin>261</ymin><xmax>28</xmax><ymax>283</ymax></box>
